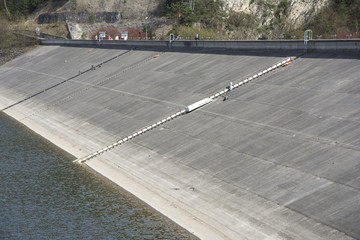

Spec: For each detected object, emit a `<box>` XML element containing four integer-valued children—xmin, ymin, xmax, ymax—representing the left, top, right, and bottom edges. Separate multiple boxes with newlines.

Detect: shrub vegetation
<box><xmin>304</xmin><ymin>0</ymin><xmax>360</xmax><ymax>38</ymax></box>
<box><xmin>1</xmin><ymin>0</ymin><xmax>49</xmax><ymax>19</ymax></box>
<box><xmin>1</xmin><ymin>0</ymin><xmax>359</xmax><ymax>41</ymax></box>
<box><xmin>162</xmin><ymin>0</ymin><xmax>226</xmax><ymax>28</ymax></box>
<box><xmin>0</xmin><ymin>13</ymin><xmax>38</xmax><ymax>49</ymax></box>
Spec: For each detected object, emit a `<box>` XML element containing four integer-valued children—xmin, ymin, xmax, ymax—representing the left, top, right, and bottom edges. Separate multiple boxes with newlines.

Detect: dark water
<box><xmin>0</xmin><ymin>113</ymin><xmax>196</xmax><ymax>240</ymax></box>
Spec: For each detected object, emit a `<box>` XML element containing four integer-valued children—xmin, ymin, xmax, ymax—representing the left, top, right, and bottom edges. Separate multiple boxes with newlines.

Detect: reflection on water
<box><xmin>0</xmin><ymin>113</ymin><xmax>196</xmax><ymax>239</ymax></box>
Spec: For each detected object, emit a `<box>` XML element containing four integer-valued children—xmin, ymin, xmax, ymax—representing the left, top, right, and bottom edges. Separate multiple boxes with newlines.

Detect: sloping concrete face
<box><xmin>0</xmin><ymin>46</ymin><xmax>359</xmax><ymax>240</ymax></box>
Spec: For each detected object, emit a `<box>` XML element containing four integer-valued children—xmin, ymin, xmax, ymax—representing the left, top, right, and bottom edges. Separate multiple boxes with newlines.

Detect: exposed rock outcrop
<box><xmin>224</xmin><ymin>0</ymin><xmax>328</xmax><ymax>27</ymax></box>
<box><xmin>35</xmin><ymin>0</ymin><xmax>161</xmax><ymax>21</ymax></box>
<box><xmin>34</xmin><ymin>0</ymin><xmax>329</xmax><ymax>39</ymax></box>
<box><xmin>37</xmin><ymin>11</ymin><xmax>119</xmax><ymax>39</ymax></box>
<box><xmin>38</xmin><ymin>12</ymin><xmax>120</xmax><ymax>24</ymax></box>
<box><xmin>39</xmin><ymin>0</ymin><xmax>327</xmax><ymax>26</ymax></box>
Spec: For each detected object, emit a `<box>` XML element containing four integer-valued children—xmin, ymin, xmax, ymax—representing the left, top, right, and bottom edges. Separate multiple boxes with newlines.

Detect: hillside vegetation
<box><xmin>1</xmin><ymin>0</ymin><xmax>49</xmax><ymax>19</ymax></box>
<box><xmin>0</xmin><ymin>0</ymin><xmax>359</xmax><ymax>40</ymax></box>
<box><xmin>0</xmin><ymin>14</ymin><xmax>39</xmax><ymax>65</ymax></box>
<box><xmin>163</xmin><ymin>0</ymin><xmax>360</xmax><ymax>39</ymax></box>
<box><xmin>305</xmin><ymin>0</ymin><xmax>360</xmax><ymax>38</ymax></box>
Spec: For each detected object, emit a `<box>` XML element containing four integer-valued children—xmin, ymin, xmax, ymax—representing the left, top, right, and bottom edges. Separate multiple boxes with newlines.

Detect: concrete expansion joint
<box><xmin>76</xmin><ymin>56</ymin><xmax>295</xmax><ymax>163</ymax></box>
<box><xmin>74</xmin><ymin>57</ymin><xmax>294</xmax><ymax>164</ymax></box>
<box><xmin>209</xmin><ymin>57</ymin><xmax>293</xmax><ymax>101</ymax></box>
<box><xmin>0</xmin><ymin>49</ymin><xmax>133</xmax><ymax>113</ymax></box>
<box><xmin>16</xmin><ymin>50</ymin><xmax>162</xmax><ymax>121</ymax></box>
<box><xmin>74</xmin><ymin>109</ymin><xmax>187</xmax><ymax>164</ymax></box>
<box><xmin>96</xmin><ymin>51</ymin><xmax>166</xmax><ymax>86</ymax></box>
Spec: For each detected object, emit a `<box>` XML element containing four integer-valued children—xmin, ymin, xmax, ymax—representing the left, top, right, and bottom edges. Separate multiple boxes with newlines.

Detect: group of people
<box><xmin>95</xmin><ymin>35</ymin><xmax>127</xmax><ymax>41</ymax></box>
<box><xmin>174</xmin><ymin>34</ymin><xmax>200</xmax><ymax>40</ymax></box>
<box><xmin>94</xmin><ymin>34</ymin><xmax>200</xmax><ymax>41</ymax></box>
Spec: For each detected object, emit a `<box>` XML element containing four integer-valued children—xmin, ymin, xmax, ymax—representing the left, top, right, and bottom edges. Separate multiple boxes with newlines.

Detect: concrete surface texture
<box><xmin>0</xmin><ymin>45</ymin><xmax>359</xmax><ymax>240</ymax></box>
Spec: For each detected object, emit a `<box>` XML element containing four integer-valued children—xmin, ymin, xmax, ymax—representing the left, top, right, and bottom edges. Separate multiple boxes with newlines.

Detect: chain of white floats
<box><xmin>75</xmin><ymin>57</ymin><xmax>293</xmax><ymax>163</ymax></box>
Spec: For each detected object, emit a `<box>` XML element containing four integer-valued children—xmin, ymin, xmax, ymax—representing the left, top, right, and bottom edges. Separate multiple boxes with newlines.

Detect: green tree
<box><xmin>304</xmin><ymin>0</ymin><xmax>360</xmax><ymax>37</ymax></box>
<box><xmin>195</xmin><ymin>0</ymin><xmax>226</xmax><ymax>28</ymax></box>
<box><xmin>274</xmin><ymin>0</ymin><xmax>290</xmax><ymax>20</ymax></box>
<box><xmin>3</xmin><ymin>0</ymin><xmax>11</xmax><ymax>16</ymax></box>
<box><xmin>226</xmin><ymin>10</ymin><xmax>257</xmax><ymax>31</ymax></box>
<box><xmin>142</xmin><ymin>25</ymin><xmax>155</xmax><ymax>39</ymax></box>
<box><xmin>163</xmin><ymin>0</ymin><xmax>225</xmax><ymax>28</ymax></box>
<box><xmin>0</xmin><ymin>0</ymin><xmax>49</xmax><ymax>17</ymax></box>
<box><xmin>165</xmin><ymin>0</ymin><xmax>198</xmax><ymax>25</ymax></box>
<box><xmin>89</xmin><ymin>14</ymin><xmax>95</xmax><ymax>24</ymax></box>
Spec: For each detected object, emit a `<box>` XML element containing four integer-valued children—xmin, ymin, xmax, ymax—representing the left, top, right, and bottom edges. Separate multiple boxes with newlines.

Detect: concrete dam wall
<box><xmin>0</xmin><ymin>43</ymin><xmax>360</xmax><ymax>239</ymax></box>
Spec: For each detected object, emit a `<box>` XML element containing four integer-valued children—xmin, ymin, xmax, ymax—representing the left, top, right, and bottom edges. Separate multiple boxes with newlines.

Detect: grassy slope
<box><xmin>0</xmin><ymin>17</ymin><xmax>39</xmax><ymax>66</ymax></box>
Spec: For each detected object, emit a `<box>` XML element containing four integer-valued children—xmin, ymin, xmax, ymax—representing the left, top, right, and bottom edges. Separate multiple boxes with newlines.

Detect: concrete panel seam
<box><xmin>75</xmin><ymin>57</ymin><xmax>294</xmax><ymax>163</ymax></box>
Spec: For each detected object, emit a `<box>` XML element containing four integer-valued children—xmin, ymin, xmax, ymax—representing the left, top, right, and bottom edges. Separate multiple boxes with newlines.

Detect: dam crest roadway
<box><xmin>0</xmin><ymin>40</ymin><xmax>359</xmax><ymax>240</ymax></box>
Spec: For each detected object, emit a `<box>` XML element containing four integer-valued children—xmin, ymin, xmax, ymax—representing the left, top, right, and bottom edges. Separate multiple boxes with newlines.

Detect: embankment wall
<box><xmin>1</xmin><ymin>44</ymin><xmax>360</xmax><ymax>240</ymax></box>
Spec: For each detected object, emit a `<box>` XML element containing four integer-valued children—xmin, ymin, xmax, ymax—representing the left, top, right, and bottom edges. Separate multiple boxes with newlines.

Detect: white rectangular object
<box><xmin>185</xmin><ymin>98</ymin><xmax>213</xmax><ymax>113</ymax></box>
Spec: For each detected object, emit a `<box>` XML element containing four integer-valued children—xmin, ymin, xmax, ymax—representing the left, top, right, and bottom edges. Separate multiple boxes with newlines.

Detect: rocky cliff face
<box><xmin>74</xmin><ymin>0</ymin><xmax>161</xmax><ymax>19</ymax></box>
<box><xmin>36</xmin><ymin>0</ymin><xmax>329</xmax><ymax>39</ymax></box>
<box><xmin>224</xmin><ymin>0</ymin><xmax>328</xmax><ymax>27</ymax></box>
<box><xmin>38</xmin><ymin>0</ymin><xmax>161</xmax><ymax>20</ymax></box>
<box><xmin>40</xmin><ymin>0</ymin><xmax>327</xmax><ymax>26</ymax></box>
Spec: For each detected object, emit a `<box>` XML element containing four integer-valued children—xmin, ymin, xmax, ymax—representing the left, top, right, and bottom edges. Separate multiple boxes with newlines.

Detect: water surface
<box><xmin>0</xmin><ymin>113</ymin><xmax>196</xmax><ymax>239</ymax></box>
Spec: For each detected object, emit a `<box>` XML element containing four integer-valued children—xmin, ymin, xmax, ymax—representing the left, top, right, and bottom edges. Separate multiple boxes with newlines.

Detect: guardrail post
<box><xmin>304</xmin><ymin>29</ymin><xmax>313</xmax><ymax>54</ymax></box>
<box><xmin>169</xmin><ymin>33</ymin><xmax>174</xmax><ymax>49</ymax></box>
